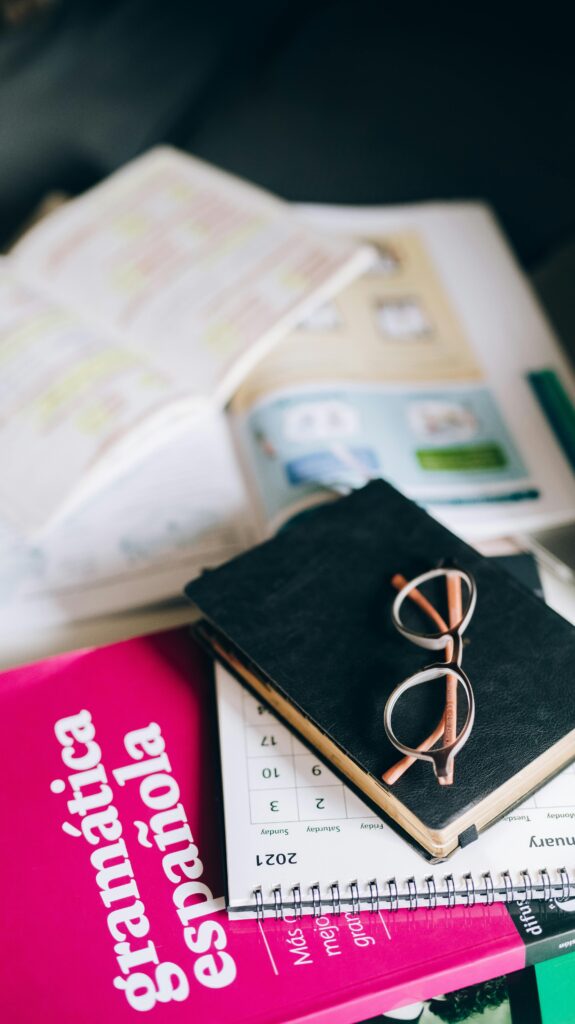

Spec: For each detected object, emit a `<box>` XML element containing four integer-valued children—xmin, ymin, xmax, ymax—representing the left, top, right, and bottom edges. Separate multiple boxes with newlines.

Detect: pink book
<box><xmin>0</xmin><ymin>631</ymin><xmax>566</xmax><ymax>1023</ymax></box>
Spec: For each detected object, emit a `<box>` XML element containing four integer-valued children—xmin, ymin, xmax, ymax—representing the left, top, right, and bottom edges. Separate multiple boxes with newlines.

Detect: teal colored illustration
<box><xmin>240</xmin><ymin>385</ymin><xmax>530</xmax><ymax>522</ymax></box>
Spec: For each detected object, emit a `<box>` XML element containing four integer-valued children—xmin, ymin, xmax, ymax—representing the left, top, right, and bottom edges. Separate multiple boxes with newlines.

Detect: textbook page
<box><xmin>14</xmin><ymin>147</ymin><xmax>371</xmax><ymax>407</ymax></box>
<box><xmin>230</xmin><ymin>202</ymin><xmax>575</xmax><ymax>540</ymax></box>
<box><xmin>0</xmin><ymin>410</ymin><xmax>255</xmax><ymax>643</ymax></box>
<box><xmin>0</xmin><ymin>263</ymin><xmax>198</xmax><ymax>532</ymax></box>
<box><xmin>216</xmin><ymin>665</ymin><xmax>575</xmax><ymax>918</ymax></box>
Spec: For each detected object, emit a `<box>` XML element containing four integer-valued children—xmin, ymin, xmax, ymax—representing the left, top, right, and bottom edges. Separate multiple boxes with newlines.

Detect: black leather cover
<box><xmin>185</xmin><ymin>481</ymin><xmax>575</xmax><ymax>839</ymax></box>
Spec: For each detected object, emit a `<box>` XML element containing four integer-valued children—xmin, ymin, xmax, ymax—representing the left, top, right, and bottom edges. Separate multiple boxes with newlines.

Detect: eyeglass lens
<box><xmin>394</xmin><ymin>570</ymin><xmax>474</xmax><ymax>640</ymax></box>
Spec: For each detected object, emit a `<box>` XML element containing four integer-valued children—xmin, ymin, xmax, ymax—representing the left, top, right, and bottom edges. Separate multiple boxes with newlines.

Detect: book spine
<box><xmin>508</xmin><ymin>896</ymin><xmax>575</xmax><ymax>967</ymax></box>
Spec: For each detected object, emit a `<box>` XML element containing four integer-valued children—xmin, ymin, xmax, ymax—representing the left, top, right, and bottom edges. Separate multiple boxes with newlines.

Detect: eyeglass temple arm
<box><xmin>381</xmin><ymin>573</ymin><xmax>458</xmax><ymax>786</ymax></box>
<box><xmin>443</xmin><ymin>574</ymin><xmax>463</xmax><ymax>784</ymax></box>
<box><xmin>390</xmin><ymin>573</ymin><xmax>448</xmax><ymax>632</ymax></box>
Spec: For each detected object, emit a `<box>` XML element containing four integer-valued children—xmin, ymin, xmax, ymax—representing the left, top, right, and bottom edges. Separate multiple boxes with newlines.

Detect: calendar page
<box><xmin>215</xmin><ymin>666</ymin><xmax>575</xmax><ymax>919</ymax></box>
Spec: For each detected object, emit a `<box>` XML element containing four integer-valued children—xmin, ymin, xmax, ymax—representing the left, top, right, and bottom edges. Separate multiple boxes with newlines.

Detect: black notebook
<box><xmin>185</xmin><ymin>481</ymin><xmax>575</xmax><ymax>860</ymax></box>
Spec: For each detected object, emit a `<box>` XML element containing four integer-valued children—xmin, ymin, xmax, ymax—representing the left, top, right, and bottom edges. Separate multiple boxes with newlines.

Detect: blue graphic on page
<box><xmin>286</xmin><ymin>447</ymin><xmax>379</xmax><ymax>485</ymax></box>
<box><xmin>240</xmin><ymin>386</ymin><xmax>529</xmax><ymax>521</ymax></box>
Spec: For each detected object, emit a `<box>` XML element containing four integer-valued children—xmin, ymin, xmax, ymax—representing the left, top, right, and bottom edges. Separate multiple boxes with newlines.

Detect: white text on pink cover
<box><xmin>51</xmin><ymin>710</ymin><xmax>237</xmax><ymax>1013</ymax></box>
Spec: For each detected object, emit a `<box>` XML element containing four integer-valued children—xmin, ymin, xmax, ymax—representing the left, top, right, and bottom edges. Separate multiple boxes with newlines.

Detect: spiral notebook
<box><xmin>215</xmin><ymin>664</ymin><xmax>575</xmax><ymax>918</ymax></box>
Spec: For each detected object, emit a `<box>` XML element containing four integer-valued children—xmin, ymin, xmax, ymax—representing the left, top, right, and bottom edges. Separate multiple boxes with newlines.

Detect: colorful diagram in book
<box><xmin>239</xmin><ymin>383</ymin><xmax>529</xmax><ymax>528</ymax></box>
<box><xmin>231</xmin><ymin>219</ymin><xmax>575</xmax><ymax>536</ymax></box>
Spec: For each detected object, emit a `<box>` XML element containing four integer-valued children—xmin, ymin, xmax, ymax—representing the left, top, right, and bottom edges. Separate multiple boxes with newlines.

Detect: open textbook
<box><xmin>2</xmin><ymin>196</ymin><xmax>575</xmax><ymax>636</ymax></box>
<box><xmin>2</xmin><ymin>146</ymin><xmax>369</xmax><ymax>532</ymax></box>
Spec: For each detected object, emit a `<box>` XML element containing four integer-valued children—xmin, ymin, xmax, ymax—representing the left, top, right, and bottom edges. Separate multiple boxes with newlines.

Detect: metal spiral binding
<box><xmin>558</xmin><ymin>867</ymin><xmax>572</xmax><ymax>902</ymax></box>
<box><xmin>464</xmin><ymin>873</ymin><xmax>475</xmax><ymax>907</ymax></box>
<box><xmin>368</xmin><ymin>879</ymin><xmax>380</xmax><ymax>912</ymax></box>
<box><xmin>292</xmin><ymin>884</ymin><xmax>303</xmax><ymax>918</ymax></box>
<box><xmin>252</xmin><ymin>866</ymin><xmax>575</xmax><ymax>917</ymax></box>
<box><xmin>387</xmin><ymin>878</ymin><xmax>399</xmax><ymax>912</ymax></box>
<box><xmin>254</xmin><ymin>887</ymin><xmax>264</xmax><ymax>921</ymax></box>
<box><xmin>540</xmin><ymin>868</ymin><xmax>552</xmax><ymax>901</ymax></box>
<box><xmin>502</xmin><ymin>871</ymin><xmax>514</xmax><ymax>903</ymax></box>
<box><xmin>273</xmin><ymin>886</ymin><xmax>283</xmax><ymax>919</ymax></box>
<box><xmin>483</xmin><ymin>872</ymin><xmax>495</xmax><ymax>905</ymax></box>
<box><xmin>521</xmin><ymin>870</ymin><xmax>533</xmax><ymax>902</ymax></box>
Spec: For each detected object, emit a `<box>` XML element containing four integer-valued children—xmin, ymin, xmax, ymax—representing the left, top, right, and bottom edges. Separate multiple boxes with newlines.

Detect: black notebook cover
<box><xmin>184</xmin><ymin>481</ymin><xmax>575</xmax><ymax>858</ymax></box>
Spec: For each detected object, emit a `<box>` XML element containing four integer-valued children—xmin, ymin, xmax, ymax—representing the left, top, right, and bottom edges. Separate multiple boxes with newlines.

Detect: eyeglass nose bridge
<box><xmin>401</xmin><ymin>628</ymin><xmax>464</xmax><ymax>667</ymax></box>
<box><xmin>383</xmin><ymin>663</ymin><xmax>476</xmax><ymax>781</ymax></box>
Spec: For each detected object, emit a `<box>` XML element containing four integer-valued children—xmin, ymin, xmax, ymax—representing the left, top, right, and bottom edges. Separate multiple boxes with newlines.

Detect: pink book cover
<box><xmin>1</xmin><ymin>631</ymin><xmax>525</xmax><ymax>1023</ymax></box>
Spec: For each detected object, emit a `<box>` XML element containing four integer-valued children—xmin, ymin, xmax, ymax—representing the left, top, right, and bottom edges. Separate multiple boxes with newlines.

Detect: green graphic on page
<box><xmin>416</xmin><ymin>443</ymin><xmax>507</xmax><ymax>471</ymax></box>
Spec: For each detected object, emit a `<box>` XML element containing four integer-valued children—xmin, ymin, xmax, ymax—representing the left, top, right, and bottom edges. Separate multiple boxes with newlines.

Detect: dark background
<box><xmin>1</xmin><ymin>0</ymin><xmax>574</xmax><ymax>336</ymax></box>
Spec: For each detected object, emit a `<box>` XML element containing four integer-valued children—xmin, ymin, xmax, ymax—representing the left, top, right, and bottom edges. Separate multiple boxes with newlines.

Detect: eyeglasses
<box><xmin>382</xmin><ymin>566</ymin><xmax>477</xmax><ymax>787</ymax></box>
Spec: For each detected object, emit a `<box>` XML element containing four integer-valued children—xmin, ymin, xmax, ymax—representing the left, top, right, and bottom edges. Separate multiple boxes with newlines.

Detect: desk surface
<box><xmin>0</xmin><ymin>600</ymin><xmax>196</xmax><ymax>671</ymax></box>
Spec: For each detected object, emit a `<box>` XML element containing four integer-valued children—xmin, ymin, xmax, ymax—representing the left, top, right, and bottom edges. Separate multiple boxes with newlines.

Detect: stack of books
<box><xmin>3</xmin><ymin>629</ymin><xmax>575</xmax><ymax>1022</ymax></box>
<box><xmin>2</xmin><ymin>148</ymin><xmax>575</xmax><ymax>1023</ymax></box>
